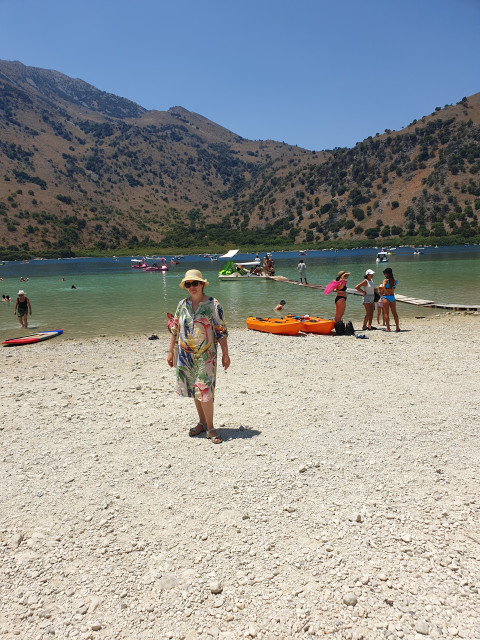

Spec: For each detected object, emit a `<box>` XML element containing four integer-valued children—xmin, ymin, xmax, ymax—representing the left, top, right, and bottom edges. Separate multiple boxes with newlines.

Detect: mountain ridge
<box><xmin>0</xmin><ymin>59</ymin><xmax>479</xmax><ymax>256</ymax></box>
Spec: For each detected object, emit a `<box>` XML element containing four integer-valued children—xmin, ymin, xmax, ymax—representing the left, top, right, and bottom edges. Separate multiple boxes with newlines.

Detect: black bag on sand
<box><xmin>334</xmin><ymin>320</ymin><xmax>346</xmax><ymax>335</ymax></box>
<box><xmin>345</xmin><ymin>320</ymin><xmax>355</xmax><ymax>335</ymax></box>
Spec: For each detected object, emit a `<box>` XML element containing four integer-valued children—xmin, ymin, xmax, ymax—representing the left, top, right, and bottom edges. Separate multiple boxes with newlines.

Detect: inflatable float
<box><xmin>246</xmin><ymin>317</ymin><xmax>302</xmax><ymax>336</ymax></box>
<box><xmin>324</xmin><ymin>279</ymin><xmax>346</xmax><ymax>295</ymax></box>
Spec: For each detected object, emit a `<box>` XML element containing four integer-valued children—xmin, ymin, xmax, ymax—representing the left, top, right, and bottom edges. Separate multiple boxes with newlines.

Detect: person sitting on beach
<box><xmin>273</xmin><ymin>300</ymin><xmax>286</xmax><ymax>312</ymax></box>
<box><xmin>14</xmin><ymin>290</ymin><xmax>32</xmax><ymax>328</ymax></box>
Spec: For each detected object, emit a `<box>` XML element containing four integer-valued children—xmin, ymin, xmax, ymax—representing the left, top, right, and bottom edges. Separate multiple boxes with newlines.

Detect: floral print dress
<box><xmin>172</xmin><ymin>296</ymin><xmax>228</xmax><ymax>402</ymax></box>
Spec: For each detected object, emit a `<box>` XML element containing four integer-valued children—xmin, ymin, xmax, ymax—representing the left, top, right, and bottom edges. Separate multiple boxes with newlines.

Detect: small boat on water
<box><xmin>145</xmin><ymin>263</ymin><xmax>168</xmax><ymax>272</ymax></box>
<box><xmin>218</xmin><ymin>259</ymin><xmax>264</xmax><ymax>281</ymax></box>
<box><xmin>131</xmin><ymin>258</ymin><xmax>147</xmax><ymax>269</ymax></box>
<box><xmin>131</xmin><ymin>257</ymin><xmax>168</xmax><ymax>271</ymax></box>
<box><xmin>299</xmin><ymin>250</ymin><xmax>307</xmax><ymax>256</ymax></box>
<box><xmin>376</xmin><ymin>251</ymin><xmax>388</xmax><ymax>263</ymax></box>
<box><xmin>246</xmin><ymin>316</ymin><xmax>303</xmax><ymax>335</ymax></box>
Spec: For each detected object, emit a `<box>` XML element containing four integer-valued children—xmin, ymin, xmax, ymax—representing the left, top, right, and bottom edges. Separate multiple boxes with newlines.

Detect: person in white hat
<box><xmin>167</xmin><ymin>269</ymin><xmax>230</xmax><ymax>444</ymax></box>
<box><xmin>355</xmin><ymin>269</ymin><xmax>376</xmax><ymax>330</ymax></box>
<box><xmin>14</xmin><ymin>290</ymin><xmax>32</xmax><ymax>328</ymax></box>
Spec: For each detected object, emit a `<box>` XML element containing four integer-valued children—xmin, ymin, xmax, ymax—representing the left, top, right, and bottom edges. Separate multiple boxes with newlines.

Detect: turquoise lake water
<box><xmin>1</xmin><ymin>245</ymin><xmax>479</xmax><ymax>340</ymax></box>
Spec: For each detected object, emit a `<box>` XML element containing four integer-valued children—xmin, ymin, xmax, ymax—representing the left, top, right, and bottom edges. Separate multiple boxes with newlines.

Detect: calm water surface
<box><xmin>1</xmin><ymin>246</ymin><xmax>479</xmax><ymax>340</ymax></box>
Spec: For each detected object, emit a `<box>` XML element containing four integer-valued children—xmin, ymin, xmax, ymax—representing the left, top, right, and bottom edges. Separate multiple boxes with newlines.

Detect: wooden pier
<box><xmin>268</xmin><ymin>276</ymin><xmax>480</xmax><ymax>312</ymax></box>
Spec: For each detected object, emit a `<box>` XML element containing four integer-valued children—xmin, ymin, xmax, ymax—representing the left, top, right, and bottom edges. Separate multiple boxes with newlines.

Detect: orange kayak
<box><xmin>301</xmin><ymin>317</ymin><xmax>335</xmax><ymax>335</ymax></box>
<box><xmin>285</xmin><ymin>315</ymin><xmax>335</xmax><ymax>335</ymax></box>
<box><xmin>246</xmin><ymin>316</ymin><xmax>303</xmax><ymax>335</ymax></box>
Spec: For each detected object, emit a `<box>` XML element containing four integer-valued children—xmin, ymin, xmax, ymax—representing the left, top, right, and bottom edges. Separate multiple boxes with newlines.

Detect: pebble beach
<box><xmin>1</xmin><ymin>314</ymin><xmax>479</xmax><ymax>640</ymax></box>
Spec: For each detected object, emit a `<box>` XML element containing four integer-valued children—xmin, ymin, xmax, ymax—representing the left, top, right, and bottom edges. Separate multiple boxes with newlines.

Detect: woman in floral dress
<box><xmin>167</xmin><ymin>269</ymin><xmax>230</xmax><ymax>444</ymax></box>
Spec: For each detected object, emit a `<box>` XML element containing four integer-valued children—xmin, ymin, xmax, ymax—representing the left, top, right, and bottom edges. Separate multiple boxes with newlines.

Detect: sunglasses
<box><xmin>184</xmin><ymin>280</ymin><xmax>201</xmax><ymax>288</ymax></box>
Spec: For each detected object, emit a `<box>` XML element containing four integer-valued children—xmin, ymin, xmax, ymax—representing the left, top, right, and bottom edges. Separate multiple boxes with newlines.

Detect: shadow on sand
<box><xmin>216</xmin><ymin>426</ymin><xmax>261</xmax><ymax>442</ymax></box>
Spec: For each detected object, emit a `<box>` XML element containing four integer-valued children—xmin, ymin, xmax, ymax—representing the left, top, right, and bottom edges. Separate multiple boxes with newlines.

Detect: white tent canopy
<box><xmin>220</xmin><ymin>249</ymin><xmax>239</xmax><ymax>259</ymax></box>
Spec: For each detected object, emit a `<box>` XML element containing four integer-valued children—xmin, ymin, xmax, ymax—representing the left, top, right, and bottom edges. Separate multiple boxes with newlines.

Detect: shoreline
<box><xmin>1</xmin><ymin>315</ymin><xmax>479</xmax><ymax>639</ymax></box>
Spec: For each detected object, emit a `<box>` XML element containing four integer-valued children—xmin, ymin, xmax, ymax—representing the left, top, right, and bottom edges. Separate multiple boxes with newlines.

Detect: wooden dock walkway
<box><xmin>268</xmin><ymin>276</ymin><xmax>480</xmax><ymax>312</ymax></box>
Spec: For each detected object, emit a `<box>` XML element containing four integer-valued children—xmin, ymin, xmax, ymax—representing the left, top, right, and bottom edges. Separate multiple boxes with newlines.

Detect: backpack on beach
<box><xmin>334</xmin><ymin>320</ymin><xmax>345</xmax><ymax>335</ymax></box>
<box><xmin>345</xmin><ymin>320</ymin><xmax>355</xmax><ymax>336</ymax></box>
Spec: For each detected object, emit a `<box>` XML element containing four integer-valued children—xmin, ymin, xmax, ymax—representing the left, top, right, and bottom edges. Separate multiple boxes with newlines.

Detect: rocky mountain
<box><xmin>0</xmin><ymin>59</ymin><xmax>479</xmax><ymax>256</ymax></box>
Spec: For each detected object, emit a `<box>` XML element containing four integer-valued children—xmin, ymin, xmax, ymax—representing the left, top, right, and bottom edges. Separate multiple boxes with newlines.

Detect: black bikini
<box><xmin>335</xmin><ymin>284</ymin><xmax>347</xmax><ymax>304</ymax></box>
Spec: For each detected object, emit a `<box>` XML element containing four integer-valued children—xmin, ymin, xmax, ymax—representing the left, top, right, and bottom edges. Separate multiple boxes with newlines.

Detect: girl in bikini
<box><xmin>334</xmin><ymin>270</ymin><xmax>350</xmax><ymax>323</ymax></box>
<box><xmin>381</xmin><ymin>268</ymin><xmax>400</xmax><ymax>332</ymax></box>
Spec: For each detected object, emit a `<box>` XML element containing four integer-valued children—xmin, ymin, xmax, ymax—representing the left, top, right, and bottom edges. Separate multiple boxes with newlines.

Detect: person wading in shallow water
<box><xmin>14</xmin><ymin>290</ymin><xmax>32</xmax><ymax>328</ymax></box>
<box><xmin>297</xmin><ymin>259</ymin><xmax>308</xmax><ymax>284</ymax></box>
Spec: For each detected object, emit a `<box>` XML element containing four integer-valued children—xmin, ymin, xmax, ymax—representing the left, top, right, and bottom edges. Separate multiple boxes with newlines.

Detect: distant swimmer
<box><xmin>71</xmin><ymin>284</ymin><xmax>77</xmax><ymax>289</ymax></box>
<box><xmin>273</xmin><ymin>299</ymin><xmax>286</xmax><ymax>311</ymax></box>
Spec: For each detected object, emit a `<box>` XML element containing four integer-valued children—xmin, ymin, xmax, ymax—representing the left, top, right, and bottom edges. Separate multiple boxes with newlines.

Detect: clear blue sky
<box><xmin>2</xmin><ymin>0</ymin><xmax>479</xmax><ymax>150</ymax></box>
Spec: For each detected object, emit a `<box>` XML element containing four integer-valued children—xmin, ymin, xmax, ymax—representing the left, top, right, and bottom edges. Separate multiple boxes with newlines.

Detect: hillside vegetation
<box><xmin>0</xmin><ymin>60</ymin><xmax>479</xmax><ymax>257</ymax></box>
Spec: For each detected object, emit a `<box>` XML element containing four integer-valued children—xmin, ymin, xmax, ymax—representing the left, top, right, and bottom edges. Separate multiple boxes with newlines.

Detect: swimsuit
<box><xmin>16</xmin><ymin>297</ymin><xmax>28</xmax><ymax>317</ymax></box>
<box><xmin>335</xmin><ymin>284</ymin><xmax>347</xmax><ymax>304</ymax></box>
<box><xmin>381</xmin><ymin>279</ymin><xmax>397</xmax><ymax>303</ymax></box>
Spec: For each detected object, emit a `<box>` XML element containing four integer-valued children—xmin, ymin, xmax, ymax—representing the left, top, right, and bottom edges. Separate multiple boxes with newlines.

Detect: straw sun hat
<box><xmin>179</xmin><ymin>269</ymin><xmax>209</xmax><ymax>290</ymax></box>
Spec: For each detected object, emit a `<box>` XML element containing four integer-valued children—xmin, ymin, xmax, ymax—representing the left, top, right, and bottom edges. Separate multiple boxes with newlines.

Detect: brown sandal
<box><xmin>189</xmin><ymin>422</ymin><xmax>207</xmax><ymax>437</ymax></box>
<box><xmin>206</xmin><ymin>428</ymin><xmax>222</xmax><ymax>444</ymax></box>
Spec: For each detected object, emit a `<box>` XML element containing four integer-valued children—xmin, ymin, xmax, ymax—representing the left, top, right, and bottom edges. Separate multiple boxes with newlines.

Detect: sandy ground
<box><xmin>1</xmin><ymin>314</ymin><xmax>479</xmax><ymax>640</ymax></box>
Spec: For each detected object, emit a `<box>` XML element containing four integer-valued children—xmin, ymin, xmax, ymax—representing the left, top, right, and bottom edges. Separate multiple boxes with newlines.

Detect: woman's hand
<box><xmin>167</xmin><ymin>351</ymin><xmax>174</xmax><ymax>368</ymax></box>
<box><xmin>222</xmin><ymin>353</ymin><xmax>231</xmax><ymax>371</ymax></box>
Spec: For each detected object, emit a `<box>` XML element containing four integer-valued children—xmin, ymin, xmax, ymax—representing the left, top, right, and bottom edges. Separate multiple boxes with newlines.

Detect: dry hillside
<box><xmin>0</xmin><ymin>60</ymin><xmax>479</xmax><ymax>256</ymax></box>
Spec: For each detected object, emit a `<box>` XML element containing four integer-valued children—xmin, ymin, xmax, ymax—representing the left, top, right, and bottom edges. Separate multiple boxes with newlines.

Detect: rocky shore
<box><xmin>1</xmin><ymin>314</ymin><xmax>479</xmax><ymax>640</ymax></box>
